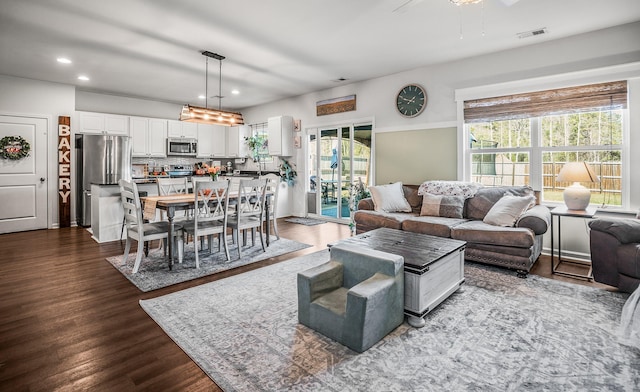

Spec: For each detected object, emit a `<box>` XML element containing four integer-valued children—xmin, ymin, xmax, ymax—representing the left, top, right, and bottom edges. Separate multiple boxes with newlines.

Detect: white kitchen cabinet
<box><xmin>168</xmin><ymin>120</ymin><xmax>198</xmax><ymax>139</ymax></box>
<box><xmin>105</xmin><ymin>115</ymin><xmax>129</xmax><ymax>135</ymax></box>
<box><xmin>79</xmin><ymin>112</ymin><xmax>103</xmax><ymax>134</ymax></box>
<box><xmin>148</xmin><ymin>119</ymin><xmax>168</xmax><ymax>156</ymax></box>
<box><xmin>227</xmin><ymin>125</ymin><xmax>249</xmax><ymax>158</ymax></box>
<box><xmin>130</xmin><ymin>117</ymin><xmax>166</xmax><ymax>158</ymax></box>
<box><xmin>197</xmin><ymin>123</ymin><xmax>226</xmax><ymax>158</ymax></box>
<box><xmin>78</xmin><ymin>112</ymin><xmax>129</xmax><ymax>135</ymax></box>
<box><xmin>267</xmin><ymin>115</ymin><xmax>294</xmax><ymax>156</ymax></box>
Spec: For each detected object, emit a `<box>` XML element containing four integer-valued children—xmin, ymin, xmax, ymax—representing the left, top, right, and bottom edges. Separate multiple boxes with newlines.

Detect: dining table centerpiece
<box><xmin>195</xmin><ymin>163</ymin><xmax>221</xmax><ymax>180</ymax></box>
<box><xmin>207</xmin><ymin>165</ymin><xmax>221</xmax><ymax>180</ymax></box>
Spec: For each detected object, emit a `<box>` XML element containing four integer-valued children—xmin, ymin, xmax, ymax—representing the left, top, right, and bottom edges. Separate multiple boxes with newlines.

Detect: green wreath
<box><xmin>0</xmin><ymin>136</ymin><xmax>31</xmax><ymax>160</ymax></box>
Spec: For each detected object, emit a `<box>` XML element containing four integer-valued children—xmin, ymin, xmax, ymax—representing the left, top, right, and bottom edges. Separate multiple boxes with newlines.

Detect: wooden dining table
<box><xmin>141</xmin><ymin>191</ymin><xmax>273</xmax><ymax>270</ymax></box>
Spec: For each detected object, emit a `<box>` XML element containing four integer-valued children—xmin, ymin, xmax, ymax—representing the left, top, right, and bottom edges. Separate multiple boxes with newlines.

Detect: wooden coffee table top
<box><xmin>329</xmin><ymin>228</ymin><xmax>466</xmax><ymax>274</ymax></box>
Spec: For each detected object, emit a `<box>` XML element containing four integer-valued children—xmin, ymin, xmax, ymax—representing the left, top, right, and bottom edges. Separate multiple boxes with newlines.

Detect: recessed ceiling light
<box><xmin>57</xmin><ymin>57</ymin><xmax>72</xmax><ymax>64</ymax></box>
<box><xmin>231</xmin><ymin>89</ymin><xmax>240</xmax><ymax>95</ymax></box>
<box><xmin>198</xmin><ymin>94</ymin><xmax>206</xmax><ymax>99</ymax></box>
<box><xmin>77</xmin><ymin>75</ymin><xmax>90</xmax><ymax>81</ymax></box>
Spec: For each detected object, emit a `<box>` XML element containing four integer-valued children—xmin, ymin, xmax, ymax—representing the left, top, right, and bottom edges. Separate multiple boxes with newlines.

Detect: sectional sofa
<box><xmin>353</xmin><ymin>182</ymin><xmax>551</xmax><ymax>277</ymax></box>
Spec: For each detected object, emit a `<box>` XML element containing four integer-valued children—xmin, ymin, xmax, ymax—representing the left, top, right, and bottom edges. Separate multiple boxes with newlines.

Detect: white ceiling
<box><xmin>1</xmin><ymin>0</ymin><xmax>639</xmax><ymax>110</ymax></box>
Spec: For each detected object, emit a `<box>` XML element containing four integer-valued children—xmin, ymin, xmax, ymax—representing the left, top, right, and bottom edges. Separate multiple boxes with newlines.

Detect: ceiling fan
<box><xmin>449</xmin><ymin>0</ymin><xmax>522</xmax><ymax>5</ymax></box>
<box><xmin>393</xmin><ymin>0</ymin><xmax>521</xmax><ymax>13</ymax></box>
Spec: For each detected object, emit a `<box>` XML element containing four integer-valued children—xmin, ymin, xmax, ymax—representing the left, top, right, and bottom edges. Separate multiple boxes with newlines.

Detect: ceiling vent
<box><xmin>516</xmin><ymin>27</ymin><xmax>548</xmax><ymax>39</ymax></box>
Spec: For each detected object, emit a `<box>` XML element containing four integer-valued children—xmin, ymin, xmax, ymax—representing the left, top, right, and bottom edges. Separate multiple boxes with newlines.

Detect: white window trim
<box><xmin>455</xmin><ymin>62</ymin><xmax>640</xmax><ymax>212</ymax></box>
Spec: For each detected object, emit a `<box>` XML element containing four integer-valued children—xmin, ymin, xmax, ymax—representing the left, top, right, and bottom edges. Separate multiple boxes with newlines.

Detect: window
<box><xmin>464</xmin><ymin>81</ymin><xmax>627</xmax><ymax>208</ymax></box>
<box><xmin>248</xmin><ymin>122</ymin><xmax>272</xmax><ymax>163</ymax></box>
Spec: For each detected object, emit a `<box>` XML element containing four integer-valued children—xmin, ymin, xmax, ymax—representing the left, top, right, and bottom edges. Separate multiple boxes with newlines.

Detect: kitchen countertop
<box><xmin>130</xmin><ymin>170</ymin><xmax>280</xmax><ymax>184</ymax></box>
<box><xmin>133</xmin><ymin>178</ymin><xmax>158</xmax><ymax>184</ymax></box>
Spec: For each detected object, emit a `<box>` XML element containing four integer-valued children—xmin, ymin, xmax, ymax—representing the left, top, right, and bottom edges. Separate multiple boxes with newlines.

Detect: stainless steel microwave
<box><xmin>167</xmin><ymin>138</ymin><xmax>197</xmax><ymax>156</ymax></box>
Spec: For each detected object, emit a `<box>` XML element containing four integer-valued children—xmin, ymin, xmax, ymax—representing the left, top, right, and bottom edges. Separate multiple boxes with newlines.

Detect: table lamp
<box><xmin>556</xmin><ymin>162</ymin><xmax>600</xmax><ymax>210</ymax></box>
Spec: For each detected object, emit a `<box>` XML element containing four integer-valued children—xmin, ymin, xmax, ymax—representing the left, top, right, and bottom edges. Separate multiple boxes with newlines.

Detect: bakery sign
<box><xmin>58</xmin><ymin>116</ymin><xmax>71</xmax><ymax>227</ymax></box>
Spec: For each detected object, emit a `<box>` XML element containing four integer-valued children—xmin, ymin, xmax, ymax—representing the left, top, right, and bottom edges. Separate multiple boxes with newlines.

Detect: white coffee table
<box><xmin>329</xmin><ymin>228</ymin><xmax>466</xmax><ymax>327</ymax></box>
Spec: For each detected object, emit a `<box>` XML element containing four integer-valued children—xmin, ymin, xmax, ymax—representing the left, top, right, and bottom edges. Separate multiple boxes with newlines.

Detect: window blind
<box><xmin>463</xmin><ymin>80</ymin><xmax>628</xmax><ymax>123</ymax></box>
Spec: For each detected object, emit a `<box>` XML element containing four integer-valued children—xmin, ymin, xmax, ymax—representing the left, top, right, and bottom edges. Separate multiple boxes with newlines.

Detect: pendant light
<box><xmin>179</xmin><ymin>50</ymin><xmax>244</xmax><ymax>126</ymax></box>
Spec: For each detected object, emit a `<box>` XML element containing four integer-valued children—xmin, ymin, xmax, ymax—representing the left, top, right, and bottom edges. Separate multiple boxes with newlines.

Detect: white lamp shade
<box><xmin>556</xmin><ymin>162</ymin><xmax>600</xmax><ymax>210</ymax></box>
<box><xmin>556</xmin><ymin>162</ymin><xmax>600</xmax><ymax>183</ymax></box>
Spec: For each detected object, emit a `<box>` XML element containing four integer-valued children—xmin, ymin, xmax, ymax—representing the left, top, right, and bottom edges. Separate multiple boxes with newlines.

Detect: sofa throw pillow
<box><xmin>369</xmin><ymin>182</ymin><xmax>412</xmax><ymax>213</ymax></box>
<box><xmin>466</xmin><ymin>186</ymin><xmax>535</xmax><ymax>221</ymax></box>
<box><xmin>483</xmin><ymin>195</ymin><xmax>536</xmax><ymax>227</ymax></box>
<box><xmin>420</xmin><ymin>193</ymin><xmax>465</xmax><ymax>218</ymax></box>
<box><xmin>418</xmin><ymin>180</ymin><xmax>483</xmax><ymax>199</ymax></box>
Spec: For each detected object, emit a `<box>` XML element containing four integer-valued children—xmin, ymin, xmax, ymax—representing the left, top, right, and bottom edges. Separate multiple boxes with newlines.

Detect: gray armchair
<box><xmin>297</xmin><ymin>244</ymin><xmax>405</xmax><ymax>353</ymax></box>
<box><xmin>589</xmin><ymin>217</ymin><xmax>640</xmax><ymax>293</ymax></box>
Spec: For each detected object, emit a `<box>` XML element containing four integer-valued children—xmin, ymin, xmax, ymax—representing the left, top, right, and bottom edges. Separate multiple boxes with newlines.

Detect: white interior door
<box><xmin>0</xmin><ymin>115</ymin><xmax>48</xmax><ymax>234</ymax></box>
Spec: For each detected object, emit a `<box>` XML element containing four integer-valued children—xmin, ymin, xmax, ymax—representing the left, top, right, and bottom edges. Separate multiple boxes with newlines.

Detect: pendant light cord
<box><xmin>219</xmin><ymin>58</ymin><xmax>222</xmax><ymax>111</ymax></box>
<box><xmin>205</xmin><ymin>57</ymin><xmax>209</xmax><ymax>109</ymax></box>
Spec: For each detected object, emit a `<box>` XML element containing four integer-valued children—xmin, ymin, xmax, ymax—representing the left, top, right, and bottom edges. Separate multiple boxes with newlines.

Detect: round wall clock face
<box><xmin>396</xmin><ymin>84</ymin><xmax>427</xmax><ymax>117</ymax></box>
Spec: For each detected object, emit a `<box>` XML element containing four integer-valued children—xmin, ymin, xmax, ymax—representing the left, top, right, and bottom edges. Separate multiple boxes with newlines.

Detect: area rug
<box><xmin>140</xmin><ymin>250</ymin><xmax>639</xmax><ymax>391</ymax></box>
<box><xmin>106</xmin><ymin>236</ymin><xmax>311</xmax><ymax>292</ymax></box>
<box><xmin>284</xmin><ymin>217</ymin><xmax>327</xmax><ymax>226</ymax></box>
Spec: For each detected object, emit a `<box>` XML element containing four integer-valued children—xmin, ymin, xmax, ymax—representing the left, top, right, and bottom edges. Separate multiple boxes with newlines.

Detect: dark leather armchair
<box><xmin>589</xmin><ymin>217</ymin><xmax>640</xmax><ymax>293</ymax></box>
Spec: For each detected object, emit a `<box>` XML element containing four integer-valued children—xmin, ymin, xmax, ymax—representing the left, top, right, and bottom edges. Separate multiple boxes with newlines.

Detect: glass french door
<box><xmin>307</xmin><ymin>123</ymin><xmax>372</xmax><ymax>222</ymax></box>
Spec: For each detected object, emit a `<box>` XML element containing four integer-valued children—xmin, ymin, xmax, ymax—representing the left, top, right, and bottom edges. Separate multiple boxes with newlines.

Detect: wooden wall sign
<box><xmin>316</xmin><ymin>95</ymin><xmax>356</xmax><ymax>116</ymax></box>
<box><xmin>58</xmin><ymin>116</ymin><xmax>71</xmax><ymax>228</ymax></box>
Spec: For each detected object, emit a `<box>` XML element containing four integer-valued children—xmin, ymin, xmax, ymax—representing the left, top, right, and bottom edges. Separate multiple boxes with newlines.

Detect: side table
<box><xmin>550</xmin><ymin>205</ymin><xmax>597</xmax><ymax>280</ymax></box>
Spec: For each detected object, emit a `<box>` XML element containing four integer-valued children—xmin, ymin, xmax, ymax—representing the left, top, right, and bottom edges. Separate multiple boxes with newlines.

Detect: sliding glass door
<box><xmin>307</xmin><ymin>123</ymin><xmax>372</xmax><ymax>222</ymax></box>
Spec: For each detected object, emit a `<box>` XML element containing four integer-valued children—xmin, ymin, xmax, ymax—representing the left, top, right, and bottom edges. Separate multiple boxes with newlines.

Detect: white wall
<box><xmin>76</xmin><ymin>90</ymin><xmax>182</xmax><ymax>119</ymax></box>
<box><xmin>2</xmin><ymin>21</ymin><xmax>639</xmax><ymax>244</ymax></box>
<box><xmin>241</xmin><ymin>22</ymin><xmax>640</xmax><ymax>219</ymax></box>
<box><xmin>242</xmin><ymin>22</ymin><xmax>640</xmax><ymax>129</ymax></box>
<box><xmin>0</xmin><ymin>75</ymin><xmax>75</xmax><ymax>229</ymax></box>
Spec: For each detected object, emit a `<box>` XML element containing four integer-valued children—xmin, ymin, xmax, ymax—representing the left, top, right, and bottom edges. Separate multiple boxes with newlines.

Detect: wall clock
<box><xmin>396</xmin><ymin>84</ymin><xmax>427</xmax><ymax>117</ymax></box>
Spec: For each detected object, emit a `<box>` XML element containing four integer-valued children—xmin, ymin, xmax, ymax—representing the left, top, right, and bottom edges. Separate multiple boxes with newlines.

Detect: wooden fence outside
<box><xmin>472</xmin><ymin>157</ymin><xmax>621</xmax><ymax>198</ymax></box>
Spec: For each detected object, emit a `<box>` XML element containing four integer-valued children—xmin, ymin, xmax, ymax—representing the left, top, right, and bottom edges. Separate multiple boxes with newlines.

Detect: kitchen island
<box><xmin>90</xmin><ymin>182</ymin><xmax>159</xmax><ymax>243</ymax></box>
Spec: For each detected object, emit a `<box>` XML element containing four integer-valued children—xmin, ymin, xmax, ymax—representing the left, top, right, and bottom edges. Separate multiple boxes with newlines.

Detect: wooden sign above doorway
<box><xmin>316</xmin><ymin>95</ymin><xmax>356</xmax><ymax>116</ymax></box>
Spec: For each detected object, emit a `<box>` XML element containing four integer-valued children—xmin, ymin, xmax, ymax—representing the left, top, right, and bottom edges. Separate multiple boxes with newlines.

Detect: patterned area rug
<box><xmin>284</xmin><ymin>217</ymin><xmax>327</xmax><ymax>226</ymax></box>
<box><xmin>140</xmin><ymin>250</ymin><xmax>639</xmax><ymax>391</ymax></box>
<box><xmin>106</xmin><ymin>236</ymin><xmax>311</xmax><ymax>292</ymax></box>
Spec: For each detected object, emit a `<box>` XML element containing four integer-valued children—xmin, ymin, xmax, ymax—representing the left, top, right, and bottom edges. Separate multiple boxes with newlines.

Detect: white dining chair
<box><xmin>191</xmin><ymin>176</ymin><xmax>213</xmax><ymax>185</ymax></box>
<box><xmin>157</xmin><ymin>177</ymin><xmax>190</xmax><ymax>221</ymax></box>
<box><xmin>157</xmin><ymin>177</ymin><xmax>189</xmax><ymax>196</ymax></box>
<box><xmin>219</xmin><ymin>175</ymin><xmax>241</xmax><ymax>219</ymax></box>
<box><xmin>260</xmin><ymin>173</ymin><xmax>280</xmax><ymax>240</ymax></box>
<box><xmin>120</xmin><ymin>179</ymin><xmax>183</xmax><ymax>273</ymax></box>
<box><xmin>227</xmin><ymin>178</ymin><xmax>267</xmax><ymax>259</ymax></box>
<box><xmin>181</xmin><ymin>180</ymin><xmax>231</xmax><ymax>267</ymax></box>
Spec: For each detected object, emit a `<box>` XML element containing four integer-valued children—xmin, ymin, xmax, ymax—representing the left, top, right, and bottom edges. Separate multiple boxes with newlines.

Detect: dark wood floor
<box><xmin>0</xmin><ymin>221</ymin><xmax>614</xmax><ymax>391</ymax></box>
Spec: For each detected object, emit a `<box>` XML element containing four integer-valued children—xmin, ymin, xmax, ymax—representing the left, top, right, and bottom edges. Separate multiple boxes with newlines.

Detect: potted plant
<box><xmin>278</xmin><ymin>158</ymin><xmax>297</xmax><ymax>186</ymax></box>
<box><xmin>244</xmin><ymin>134</ymin><xmax>267</xmax><ymax>162</ymax></box>
<box><xmin>348</xmin><ymin>178</ymin><xmax>370</xmax><ymax>234</ymax></box>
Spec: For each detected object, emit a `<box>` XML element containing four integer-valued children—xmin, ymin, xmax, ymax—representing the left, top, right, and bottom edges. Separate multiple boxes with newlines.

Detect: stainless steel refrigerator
<box><xmin>75</xmin><ymin>134</ymin><xmax>131</xmax><ymax>227</ymax></box>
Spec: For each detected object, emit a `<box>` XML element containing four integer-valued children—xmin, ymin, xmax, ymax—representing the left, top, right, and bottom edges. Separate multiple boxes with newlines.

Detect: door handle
<box><xmin>40</xmin><ymin>178</ymin><xmax>45</xmax><ymax>183</ymax></box>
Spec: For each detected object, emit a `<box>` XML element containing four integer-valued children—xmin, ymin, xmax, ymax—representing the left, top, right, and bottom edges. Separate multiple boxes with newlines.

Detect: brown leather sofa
<box><xmin>588</xmin><ymin>218</ymin><xmax>640</xmax><ymax>293</ymax></box>
<box><xmin>354</xmin><ymin>184</ymin><xmax>551</xmax><ymax>277</ymax></box>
